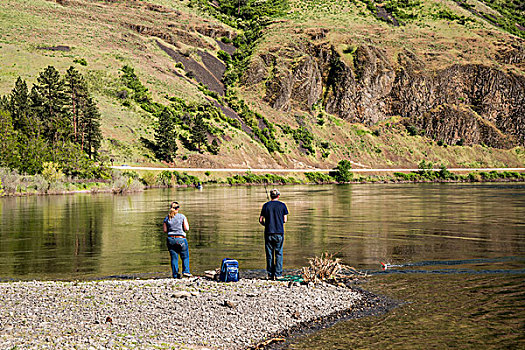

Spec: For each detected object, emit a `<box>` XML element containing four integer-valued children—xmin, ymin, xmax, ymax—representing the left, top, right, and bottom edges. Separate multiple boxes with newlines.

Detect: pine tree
<box><xmin>0</xmin><ymin>108</ymin><xmax>18</xmax><ymax>169</ymax></box>
<box><xmin>155</xmin><ymin>107</ymin><xmax>178</xmax><ymax>162</ymax></box>
<box><xmin>121</xmin><ymin>65</ymin><xmax>150</xmax><ymax>103</ymax></box>
<box><xmin>9</xmin><ymin>77</ymin><xmax>33</xmax><ymax>136</ymax></box>
<box><xmin>80</xmin><ymin>97</ymin><xmax>102</xmax><ymax>159</ymax></box>
<box><xmin>208</xmin><ymin>138</ymin><xmax>220</xmax><ymax>155</ymax></box>
<box><xmin>64</xmin><ymin>66</ymin><xmax>103</xmax><ymax>159</ymax></box>
<box><xmin>191</xmin><ymin>113</ymin><xmax>208</xmax><ymax>153</ymax></box>
<box><xmin>31</xmin><ymin>66</ymin><xmax>70</xmax><ymax>145</ymax></box>
<box><xmin>16</xmin><ymin>134</ymin><xmax>50</xmax><ymax>175</ymax></box>
<box><xmin>2</xmin><ymin>88</ymin><xmax>49</xmax><ymax>174</ymax></box>
<box><xmin>64</xmin><ymin>66</ymin><xmax>88</xmax><ymax>143</ymax></box>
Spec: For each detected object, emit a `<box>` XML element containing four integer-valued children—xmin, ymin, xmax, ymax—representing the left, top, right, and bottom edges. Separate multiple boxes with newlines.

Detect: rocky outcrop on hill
<box><xmin>157</xmin><ymin>41</ymin><xmax>226</xmax><ymax>95</ymax></box>
<box><xmin>245</xmin><ymin>42</ymin><xmax>525</xmax><ymax>148</ymax></box>
<box><xmin>392</xmin><ymin>62</ymin><xmax>524</xmax><ymax>146</ymax></box>
<box><xmin>406</xmin><ymin>104</ymin><xmax>515</xmax><ymax>147</ymax></box>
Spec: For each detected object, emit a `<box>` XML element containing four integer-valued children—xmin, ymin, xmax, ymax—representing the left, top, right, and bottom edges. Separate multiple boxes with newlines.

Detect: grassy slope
<box><xmin>0</xmin><ymin>0</ymin><xmax>523</xmax><ymax>169</ymax></box>
<box><xmin>276</xmin><ymin>0</ymin><xmax>511</xmax><ymax>70</ymax></box>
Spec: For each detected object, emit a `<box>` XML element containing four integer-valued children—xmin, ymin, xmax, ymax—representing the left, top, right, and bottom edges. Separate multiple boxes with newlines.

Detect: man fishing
<box><xmin>259</xmin><ymin>189</ymin><xmax>289</xmax><ymax>280</ymax></box>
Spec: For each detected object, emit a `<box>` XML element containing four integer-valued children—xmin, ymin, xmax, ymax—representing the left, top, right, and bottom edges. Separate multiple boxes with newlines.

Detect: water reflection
<box><xmin>0</xmin><ymin>183</ymin><xmax>523</xmax><ymax>280</ymax></box>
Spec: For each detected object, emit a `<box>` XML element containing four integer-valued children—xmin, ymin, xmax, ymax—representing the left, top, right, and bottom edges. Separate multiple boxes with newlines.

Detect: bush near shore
<box><xmin>0</xmin><ymin>167</ymin><xmax>129</xmax><ymax>196</ymax></box>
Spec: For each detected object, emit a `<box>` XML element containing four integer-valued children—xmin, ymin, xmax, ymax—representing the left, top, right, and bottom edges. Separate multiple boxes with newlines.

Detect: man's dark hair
<box><xmin>270</xmin><ymin>189</ymin><xmax>280</xmax><ymax>199</ymax></box>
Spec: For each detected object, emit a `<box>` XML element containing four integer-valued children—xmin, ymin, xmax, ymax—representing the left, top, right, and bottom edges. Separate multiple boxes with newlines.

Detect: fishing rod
<box><xmin>263</xmin><ymin>180</ymin><xmax>270</xmax><ymax>201</ymax></box>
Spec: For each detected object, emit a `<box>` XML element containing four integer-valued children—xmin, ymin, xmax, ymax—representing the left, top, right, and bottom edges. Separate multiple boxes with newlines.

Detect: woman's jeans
<box><xmin>167</xmin><ymin>237</ymin><xmax>190</xmax><ymax>278</ymax></box>
<box><xmin>264</xmin><ymin>233</ymin><xmax>284</xmax><ymax>278</ymax></box>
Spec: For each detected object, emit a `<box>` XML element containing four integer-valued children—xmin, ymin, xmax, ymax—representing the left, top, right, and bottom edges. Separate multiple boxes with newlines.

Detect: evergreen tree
<box><xmin>121</xmin><ymin>65</ymin><xmax>150</xmax><ymax>103</ymax></box>
<box><xmin>16</xmin><ymin>135</ymin><xmax>50</xmax><ymax>174</ymax></box>
<box><xmin>191</xmin><ymin>113</ymin><xmax>208</xmax><ymax>152</ymax></box>
<box><xmin>0</xmin><ymin>108</ymin><xmax>19</xmax><ymax>169</ymax></box>
<box><xmin>2</xmin><ymin>83</ymin><xmax>49</xmax><ymax>174</ymax></box>
<box><xmin>64</xmin><ymin>66</ymin><xmax>103</xmax><ymax>159</ymax></box>
<box><xmin>155</xmin><ymin>107</ymin><xmax>178</xmax><ymax>162</ymax></box>
<box><xmin>9</xmin><ymin>77</ymin><xmax>33</xmax><ymax>136</ymax></box>
<box><xmin>31</xmin><ymin>66</ymin><xmax>70</xmax><ymax>145</ymax></box>
<box><xmin>80</xmin><ymin>97</ymin><xmax>102</xmax><ymax>159</ymax></box>
<box><xmin>0</xmin><ymin>68</ymin><xmax>103</xmax><ymax>176</ymax></box>
<box><xmin>208</xmin><ymin>138</ymin><xmax>220</xmax><ymax>155</ymax></box>
<box><xmin>64</xmin><ymin>66</ymin><xmax>88</xmax><ymax>143</ymax></box>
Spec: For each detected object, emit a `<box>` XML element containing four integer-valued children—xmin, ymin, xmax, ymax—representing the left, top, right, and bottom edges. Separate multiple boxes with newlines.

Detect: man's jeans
<box><xmin>167</xmin><ymin>237</ymin><xmax>190</xmax><ymax>278</ymax></box>
<box><xmin>265</xmin><ymin>233</ymin><xmax>284</xmax><ymax>278</ymax></box>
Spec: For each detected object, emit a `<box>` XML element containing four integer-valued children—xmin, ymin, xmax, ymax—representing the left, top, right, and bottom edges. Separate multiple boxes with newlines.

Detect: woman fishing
<box><xmin>163</xmin><ymin>201</ymin><xmax>191</xmax><ymax>279</ymax></box>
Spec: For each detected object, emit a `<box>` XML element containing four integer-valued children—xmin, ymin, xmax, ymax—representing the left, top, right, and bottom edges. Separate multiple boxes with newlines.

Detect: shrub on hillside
<box><xmin>406</xmin><ymin>124</ymin><xmax>419</xmax><ymax>136</ymax></box>
<box><xmin>140</xmin><ymin>171</ymin><xmax>157</xmax><ymax>186</ymax></box>
<box><xmin>111</xmin><ymin>170</ymin><xmax>144</xmax><ymax>194</ymax></box>
<box><xmin>437</xmin><ymin>165</ymin><xmax>455</xmax><ymax>180</ymax></box>
<box><xmin>331</xmin><ymin>160</ymin><xmax>353</xmax><ymax>183</ymax></box>
<box><xmin>73</xmin><ymin>58</ymin><xmax>87</xmax><ymax>66</ymax></box>
<box><xmin>305</xmin><ymin>172</ymin><xmax>334</xmax><ymax>184</ymax></box>
<box><xmin>0</xmin><ymin>168</ymin><xmax>23</xmax><ymax>194</ymax></box>
<box><xmin>157</xmin><ymin>170</ymin><xmax>173</xmax><ymax>187</ymax></box>
<box><xmin>468</xmin><ymin>172</ymin><xmax>482</xmax><ymax>182</ymax></box>
<box><xmin>394</xmin><ymin>172</ymin><xmax>419</xmax><ymax>181</ymax></box>
<box><xmin>226</xmin><ymin>172</ymin><xmax>295</xmax><ymax>185</ymax></box>
<box><xmin>173</xmin><ymin>171</ymin><xmax>200</xmax><ymax>186</ymax></box>
<box><xmin>217</xmin><ymin>50</ymin><xmax>232</xmax><ymax>64</ymax></box>
<box><xmin>42</xmin><ymin>162</ymin><xmax>64</xmax><ymax>184</ymax></box>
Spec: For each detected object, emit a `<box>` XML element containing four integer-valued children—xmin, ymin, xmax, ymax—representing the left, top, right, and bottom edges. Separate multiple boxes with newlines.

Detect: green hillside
<box><xmin>0</xmin><ymin>0</ymin><xmax>523</xmax><ymax>175</ymax></box>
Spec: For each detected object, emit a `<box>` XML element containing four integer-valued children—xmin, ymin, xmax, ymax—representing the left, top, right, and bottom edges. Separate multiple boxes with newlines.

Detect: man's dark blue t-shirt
<box><xmin>260</xmin><ymin>200</ymin><xmax>289</xmax><ymax>234</ymax></box>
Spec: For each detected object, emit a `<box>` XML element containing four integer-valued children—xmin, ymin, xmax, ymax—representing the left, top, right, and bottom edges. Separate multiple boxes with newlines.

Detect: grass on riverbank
<box><xmin>0</xmin><ymin>168</ymin><xmax>139</xmax><ymax>196</ymax></box>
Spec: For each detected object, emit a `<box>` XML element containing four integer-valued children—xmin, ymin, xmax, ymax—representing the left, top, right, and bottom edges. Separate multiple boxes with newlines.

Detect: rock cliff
<box><xmin>245</xmin><ymin>41</ymin><xmax>524</xmax><ymax>148</ymax></box>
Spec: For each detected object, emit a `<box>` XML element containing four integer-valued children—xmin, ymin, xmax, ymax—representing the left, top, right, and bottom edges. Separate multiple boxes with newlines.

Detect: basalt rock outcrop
<box><xmin>245</xmin><ymin>42</ymin><xmax>525</xmax><ymax>148</ymax></box>
<box><xmin>407</xmin><ymin>104</ymin><xmax>514</xmax><ymax>148</ymax></box>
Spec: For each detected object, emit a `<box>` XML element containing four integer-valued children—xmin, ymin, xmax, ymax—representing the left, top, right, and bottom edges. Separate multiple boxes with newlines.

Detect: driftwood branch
<box><xmin>300</xmin><ymin>252</ymin><xmax>365</xmax><ymax>283</ymax></box>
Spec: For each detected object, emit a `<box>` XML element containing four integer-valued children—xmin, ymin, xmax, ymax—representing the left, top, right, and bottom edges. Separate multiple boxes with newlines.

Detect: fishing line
<box><xmin>379</xmin><ymin>256</ymin><xmax>523</xmax><ymax>271</ymax></box>
<box><xmin>371</xmin><ymin>268</ymin><xmax>525</xmax><ymax>275</ymax></box>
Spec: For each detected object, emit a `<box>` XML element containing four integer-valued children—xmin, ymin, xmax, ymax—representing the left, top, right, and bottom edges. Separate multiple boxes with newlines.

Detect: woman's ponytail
<box><xmin>168</xmin><ymin>201</ymin><xmax>180</xmax><ymax>220</ymax></box>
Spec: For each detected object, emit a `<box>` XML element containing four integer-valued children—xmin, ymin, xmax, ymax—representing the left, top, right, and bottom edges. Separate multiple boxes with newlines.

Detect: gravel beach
<box><xmin>0</xmin><ymin>277</ymin><xmax>364</xmax><ymax>349</ymax></box>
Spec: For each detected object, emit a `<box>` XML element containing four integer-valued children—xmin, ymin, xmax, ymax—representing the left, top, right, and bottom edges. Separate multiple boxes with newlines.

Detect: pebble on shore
<box><xmin>0</xmin><ymin>277</ymin><xmax>362</xmax><ymax>349</ymax></box>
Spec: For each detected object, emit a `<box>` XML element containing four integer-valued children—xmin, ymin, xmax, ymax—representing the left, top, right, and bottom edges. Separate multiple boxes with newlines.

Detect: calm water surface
<box><xmin>1</xmin><ymin>183</ymin><xmax>524</xmax><ymax>348</ymax></box>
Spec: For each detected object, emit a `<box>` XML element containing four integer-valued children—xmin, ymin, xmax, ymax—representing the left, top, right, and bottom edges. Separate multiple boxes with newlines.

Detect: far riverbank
<box><xmin>1</xmin><ymin>166</ymin><xmax>524</xmax><ymax>197</ymax></box>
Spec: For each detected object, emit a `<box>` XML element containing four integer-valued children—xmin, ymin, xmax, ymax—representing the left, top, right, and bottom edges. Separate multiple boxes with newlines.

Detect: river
<box><xmin>1</xmin><ymin>183</ymin><xmax>524</xmax><ymax>348</ymax></box>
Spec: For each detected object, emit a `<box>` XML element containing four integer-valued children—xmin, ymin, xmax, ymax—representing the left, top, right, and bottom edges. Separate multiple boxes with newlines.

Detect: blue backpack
<box><xmin>219</xmin><ymin>258</ymin><xmax>239</xmax><ymax>282</ymax></box>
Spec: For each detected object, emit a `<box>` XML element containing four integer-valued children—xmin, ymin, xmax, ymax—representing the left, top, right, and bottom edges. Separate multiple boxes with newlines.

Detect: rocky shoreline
<box><xmin>0</xmin><ymin>276</ymin><xmax>387</xmax><ymax>349</ymax></box>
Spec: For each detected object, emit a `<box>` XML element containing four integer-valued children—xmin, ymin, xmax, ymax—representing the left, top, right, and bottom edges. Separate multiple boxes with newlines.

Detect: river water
<box><xmin>1</xmin><ymin>183</ymin><xmax>524</xmax><ymax>348</ymax></box>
